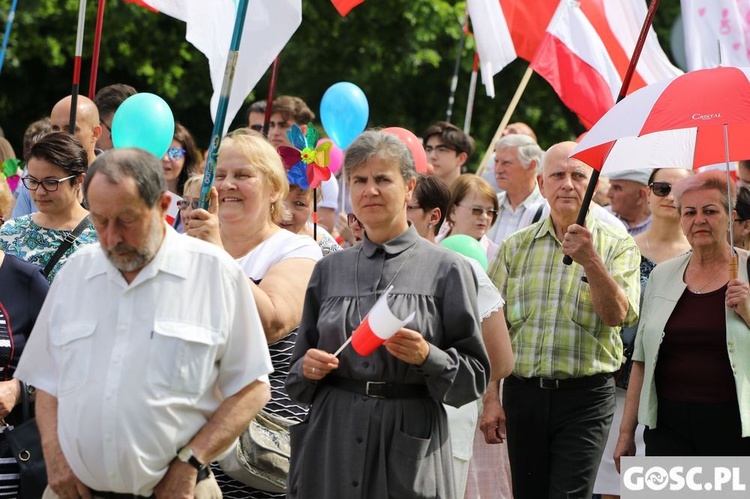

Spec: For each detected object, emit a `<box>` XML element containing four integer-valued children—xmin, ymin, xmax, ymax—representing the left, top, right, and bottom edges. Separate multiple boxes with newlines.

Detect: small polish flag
<box><xmin>165</xmin><ymin>191</ymin><xmax>182</xmax><ymax>226</ymax></box>
<box><xmin>351</xmin><ymin>286</ymin><xmax>416</xmax><ymax>357</ymax></box>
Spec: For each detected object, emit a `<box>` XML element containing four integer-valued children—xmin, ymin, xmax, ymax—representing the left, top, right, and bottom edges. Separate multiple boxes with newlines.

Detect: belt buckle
<box><xmin>365</xmin><ymin>381</ymin><xmax>386</xmax><ymax>398</ymax></box>
<box><xmin>539</xmin><ymin>378</ymin><xmax>559</xmax><ymax>389</ymax></box>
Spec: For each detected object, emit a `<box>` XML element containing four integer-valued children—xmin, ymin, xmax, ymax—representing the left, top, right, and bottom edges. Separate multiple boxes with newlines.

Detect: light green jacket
<box><xmin>633</xmin><ymin>249</ymin><xmax>750</xmax><ymax>436</ymax></box>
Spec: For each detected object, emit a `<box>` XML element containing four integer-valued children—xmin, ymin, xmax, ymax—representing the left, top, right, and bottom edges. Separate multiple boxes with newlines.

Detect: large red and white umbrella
<box><xmin>571</xmin><ymin>66</ymin><xmax>750</xmax><ymax>174</ymax></box>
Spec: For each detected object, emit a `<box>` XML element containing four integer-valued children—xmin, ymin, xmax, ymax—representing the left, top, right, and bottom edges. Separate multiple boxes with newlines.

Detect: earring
<box><xmin>270</xmin><ymin>204</ymin><xmax>275</xmax><ymax>215</ymax></box>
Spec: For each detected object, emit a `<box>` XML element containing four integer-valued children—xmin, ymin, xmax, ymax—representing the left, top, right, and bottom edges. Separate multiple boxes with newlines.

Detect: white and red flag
<box><xmin>681</xmin><ymin>0</ymin><xmax>750</xmax><ymax>70</ymax></box>
<box><xmin>138</xmin><ymin>0</ymin><xmax>302</xmax><ymax>134</ymax></box>
<box><xmin>466</xmin><ymin>0</ymin><xmax>516</xmax><ymax>98</ymax></box>
<box><xmin>531</xmin><ymin>0</ymin><xmax>682</xmax><ymax>128</ymax></box>
<box><xmin>351</xmin><ymin>287</ymin><xmax>416</xmax><ymax>357</ymax></box>
<box><xmin>164</xmin><ymin>191</ymin><xmax>182</xmax><ymax>226</ymax></box>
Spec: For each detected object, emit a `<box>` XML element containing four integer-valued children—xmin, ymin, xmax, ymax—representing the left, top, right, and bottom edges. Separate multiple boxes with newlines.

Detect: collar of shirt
<box><xmin>85</xmin><ymin>224</ymin><xmax>190</xmax><ymax>284</ymax></box>
<box><xmin>533</xmin><ymin>211</ymin><xmax>599</xmax><ymax>243</ymax></box>
<box><xmin>361</xmin><ymin>224</ymin><xmax>420</xmax><ymax>257</ymax></box>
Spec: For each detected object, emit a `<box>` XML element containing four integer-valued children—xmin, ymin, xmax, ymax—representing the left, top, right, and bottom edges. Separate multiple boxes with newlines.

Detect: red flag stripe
<box><xmin>331</xmin><ymin>0</ymin><xmax>365</xmax><ymax>17</ymax></box>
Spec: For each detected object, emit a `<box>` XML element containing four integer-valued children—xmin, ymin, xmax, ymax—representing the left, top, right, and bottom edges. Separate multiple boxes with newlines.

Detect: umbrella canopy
<box><xmin>571</xmin><ymin>66</ymin><xmax>750</xmax><ymax>173</ymax></box>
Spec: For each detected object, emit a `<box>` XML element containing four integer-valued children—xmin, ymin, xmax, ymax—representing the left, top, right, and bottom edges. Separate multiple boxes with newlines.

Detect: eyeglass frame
<box><xmin>21</xmin><ymin>174</ymin><xmax>77</xmax><ymax>192</ymax></box>
<box><xmin>649</xmin><ymin>181</ymin><xmax>672</xmax><ymax>197</ymax></box>
<box><xmin>165</xmin><ymin>147</ymin><xmax>186</xmax><ymax>161</ymax></box>
<box><xmin>347</xmin><ymin>213</ymin><xmax>363</xmax><ymax>228</ymax></box>
<box><xmin>177</xmin><ymin>199</ymin><xmax>201</xmax><ymax>210</ymax></box>
<box><xmin>456</xmin><ymin>203</ymin><xmax>499</xmax><ymax>218</ymax></box>
<box><xmin>99</xmin><ymin>120</ymin><xmax>112</xmax><ymax>133</ymax></box>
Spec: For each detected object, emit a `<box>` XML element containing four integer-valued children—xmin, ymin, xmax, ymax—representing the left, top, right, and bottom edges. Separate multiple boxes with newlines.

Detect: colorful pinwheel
<box><xmin>278</xmin><ymin>123</ymin><xmax>332</xmax><ymax>190</ymax></box>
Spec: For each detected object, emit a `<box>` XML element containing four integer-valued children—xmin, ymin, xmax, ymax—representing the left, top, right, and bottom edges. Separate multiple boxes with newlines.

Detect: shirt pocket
<box><xmin>568</xmin><ymin>278</ymin><xmax>594</xmax><ymax>328</ymax></box>
<box><xmin>50</xmin><ymin>321</ymin><xmax>96</xmax><ymax>395</ymax></box>
<box><xmin>147</xmin><ymin>320</ymin><xmax>218</xmax><ymax>396</ymax></box>
<box><xmin>505</xmin><ymin>277</ymin><xmax>531</xmax><ymax>327</ymax></box>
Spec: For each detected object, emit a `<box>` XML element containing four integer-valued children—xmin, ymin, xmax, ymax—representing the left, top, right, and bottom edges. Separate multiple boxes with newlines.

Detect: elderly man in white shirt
<box><xmin>16</xmin><ymin>148</ymin><xmax>272</xmax><ymax>499</ymax></box>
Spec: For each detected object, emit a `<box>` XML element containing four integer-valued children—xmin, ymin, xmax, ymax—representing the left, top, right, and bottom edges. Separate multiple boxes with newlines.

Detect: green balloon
<box><xmin>440</xmin><ymin>234</ymin><xmax>488</xmax><ymax>271</ymax></box>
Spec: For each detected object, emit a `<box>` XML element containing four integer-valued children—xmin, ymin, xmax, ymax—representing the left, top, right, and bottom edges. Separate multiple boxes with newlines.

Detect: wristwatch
<box><xmin>177</xmin><ymin>446</ymin><xmax>206</xmax><ymax>471</ymax></box>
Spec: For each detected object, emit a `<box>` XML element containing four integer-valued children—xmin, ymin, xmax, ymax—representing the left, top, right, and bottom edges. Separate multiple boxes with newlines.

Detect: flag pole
<box><xmin>88</xmin><ymin>0</ymin><xmax>106</xmax><ymax>99</ymax></box>
<box><xmin>463</xmin><ymin>52</ymin><xmax>480</xmax><ymax>135</ymax></box>
<box><xmin>476</xmin><ymin>65</ymin><xmax>533</xmax><ymax>176</ymax></box>
<box><xmin>262</xmin><ymin>56</ymin><xmax>281</xmax><ymax>137</ymax></box>
<box><xmin>199</xmin><ymin>0</ymin><xmax>250</xmax><ymax>210</ymax></box>
<box><xmin>446</xmin><ymin>12</ymin><xmax>469</xmax><ymax>123</ymax></box>
<box><xmin>562</xmin><ymin>0</ymin><xmax>660</xmax><ymax>265</ymax></box>
<box><xmin>69</xmin><ymin>0</ymin><xmax>88</xmax><ymax>134</ymax></box>
<box><xmin>0</xmin><ymin>0</ymin><xmax>19</xmax><ymax>77</ymax></box>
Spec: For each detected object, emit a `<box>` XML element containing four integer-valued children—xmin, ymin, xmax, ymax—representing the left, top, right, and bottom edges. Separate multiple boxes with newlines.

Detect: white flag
<box><xmin>466</xmin><ymin>0</ymin><xmax>516</xmax><ymax>98</ymax></box>
<box><xmin>682</xmin><ymin>0</ymin><xmax>750</xmax><ymax>70</ymax></box>
<box><xmin>142</xmin><ymin>0</ymin><xmax>302</xmax><ymax>133</ymax></box>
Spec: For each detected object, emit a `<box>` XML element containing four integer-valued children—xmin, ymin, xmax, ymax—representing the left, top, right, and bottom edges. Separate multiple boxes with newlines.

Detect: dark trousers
<box><xmin>503</xmin><ymin>375</ymin><xmax>615</xmax><ymax>499</ymax></box>
<box><xmin>644</xmin><ymin>397</ymin><xmax>750</xmax><ymax>456</ymax></box>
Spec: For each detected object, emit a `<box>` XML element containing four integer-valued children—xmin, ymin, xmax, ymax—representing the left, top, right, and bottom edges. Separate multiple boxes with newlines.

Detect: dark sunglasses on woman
<box><xmin>649</xmin><ymin>181</ymin><xmax>672</xmax><ymax>197</ymax></box>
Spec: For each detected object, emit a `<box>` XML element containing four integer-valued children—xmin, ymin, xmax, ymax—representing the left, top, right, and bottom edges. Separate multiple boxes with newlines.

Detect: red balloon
<box><xmin>382</xmin><ymin>127</ymin><xmax>428</xmax><ymax>174</ymax></box>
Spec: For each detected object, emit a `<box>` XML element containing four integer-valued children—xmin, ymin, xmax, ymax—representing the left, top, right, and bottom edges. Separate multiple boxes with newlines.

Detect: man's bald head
<box><xmin>502</xmin><ymin>122</ymin><xmax>537</xmax><ymax>143</ymax></box>
<box><xmin>542</xmin><ymin>141</ymin><xmax>582</xmax><ymax>173</ymax></box>
<box><xmin>50</xmin><ymin>95</ymin><xmax>102</xmax><ymax>163</ymax></box>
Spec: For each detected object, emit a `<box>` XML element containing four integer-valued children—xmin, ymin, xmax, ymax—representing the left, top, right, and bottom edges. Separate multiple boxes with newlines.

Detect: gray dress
<box><xmin>286</xmin><ymin>226</ymin><xmax>490</xmax><ymax>499</ymax></box>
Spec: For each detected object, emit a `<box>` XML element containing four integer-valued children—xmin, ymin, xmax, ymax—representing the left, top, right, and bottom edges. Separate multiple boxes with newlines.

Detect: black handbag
<box><xmin>5</xmin><ymin>382</ymin><xmax>46</xmax><ymax>499</ymax></box>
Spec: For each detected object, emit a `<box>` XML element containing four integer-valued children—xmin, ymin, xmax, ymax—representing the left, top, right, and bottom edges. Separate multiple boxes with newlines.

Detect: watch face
<box><xmin>178</xmin><ymin>446</ymin><xmax>193</xmax><ymax>462</ymax></box>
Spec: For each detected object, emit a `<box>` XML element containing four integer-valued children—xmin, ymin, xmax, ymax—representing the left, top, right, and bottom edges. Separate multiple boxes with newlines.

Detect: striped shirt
<box><xmin>488</xmin><ymin>213</ymin><xmax>640</xmax><ymax>378</ymax></box>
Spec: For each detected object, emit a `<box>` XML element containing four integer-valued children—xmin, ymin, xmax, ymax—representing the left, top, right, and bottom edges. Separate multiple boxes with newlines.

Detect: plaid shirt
<box><xmin>488</xmin><ymin>213</ymin><xmax>641</xmax><ymax>378</ymax></box>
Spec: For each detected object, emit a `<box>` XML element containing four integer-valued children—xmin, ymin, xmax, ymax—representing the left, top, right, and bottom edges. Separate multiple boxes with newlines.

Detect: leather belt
<box><xmin>507</xmin><ymin>373</ymin><xmax>613</xmax><ymax>390</ymax></box>
<box><xmin>91</xmin><ymin>466</ymin><xmax>210</xmax><ymax>499</ymax></box>
<box><xmin>324</xmin><ymin>377</ymin><xmax>430</xmax><ymax>399</ymax></box>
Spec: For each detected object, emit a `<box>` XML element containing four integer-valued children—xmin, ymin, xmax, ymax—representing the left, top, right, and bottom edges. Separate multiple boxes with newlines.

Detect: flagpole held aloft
<box><xmin>262</xmin><ymin>56</ymin><xmax>281</xmax><ymax>137</ymax></box>
<box><xmin>476</xmin><ymin>65</ymin><xmax>533</xmax><ymax>176</ymax></box>
<box><xmin>0</xmin><ymin>0</ymin><xmax>19</xmax><ymax>77</ymax></box>
<box><xmin>446</xmin><ymin>12</ymin><xmax>469</xmax><ymax>124</ymax></box>
<box><xmin>199</xmin><ymin>0</ymin><xmax>250</xmax><ymax>210</ymax></box>
<box><xmin>69</xmin><ymin>0</ymin><xmax>88</xmax><ymax>134</ymax></box>
<box><xmin>562</xmin><ymin>0</ymin><xmax>661</xmax><ymax>266</ymax></box>
<box><xmin>89</xmin><ymin>0</ymin><xmax>106</xmax><ymax>99</ymax></box>
<box><xmin>463</xmin><ymin>51</ymin><xmax>480</xmax><ymax>135</ymax></box>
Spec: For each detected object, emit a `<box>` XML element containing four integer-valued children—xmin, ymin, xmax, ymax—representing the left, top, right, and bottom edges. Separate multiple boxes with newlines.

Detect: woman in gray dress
<box><xmin>285</xmin><ymin>131</ymin><xmax>491</xmax><ymax>499</ymax></box>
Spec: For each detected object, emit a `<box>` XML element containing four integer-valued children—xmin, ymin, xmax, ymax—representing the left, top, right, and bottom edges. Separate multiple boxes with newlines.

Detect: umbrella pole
<box><xmin>199</xmin><ymin>0</ymin><xmax>250</xmax><ymax>209</ymax></box>
<box><xmin>724</xmin><ymin>123</ymin><xmax>739</xmax><ymax>279</ymax></box>
<box><xmin>563</xmin><ymin>0</ymin><xmax>661</xmax><ymax>266</ymax></box>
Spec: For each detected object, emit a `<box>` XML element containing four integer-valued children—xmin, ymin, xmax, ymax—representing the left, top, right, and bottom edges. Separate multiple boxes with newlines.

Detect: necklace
<box><xmin>687</xmin><ymin>260</ymin><xmax>729</xmax><ymax>294</ymax></box>
<box><xmin>354</xmin><ymin>240</ymin><xmax>419</xmax><ymax>323</ymax></box>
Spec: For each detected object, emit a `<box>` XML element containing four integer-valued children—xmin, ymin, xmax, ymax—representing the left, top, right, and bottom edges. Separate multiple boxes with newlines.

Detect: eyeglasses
<box><xmin>406</xmin><ymin>205</ymin><xmax>422</xmax><ymax>211</ymax></box>
<box><xmin>347</xmin><ymin>213</ymin><xmax>363</xmax><ymax>228</ymax></box>
<box><xmin>21</xmin><ymin>175</ymin><xmax>76</xmax><ymax>192</ymax></box>
<box><xmin>165</xmin><ymin>147</ymin><xmax>186</xmax><ymax>161</ymax></box>
<box><xmin>100</xmin><ymin>120</ymin><xmax>112</xmax><ymax>133</ymax></box>
<box><xmin>649</xmin><ymin>181</ymin><xmax>672</xmax><ymax>197</ymax></box>
<box><xmin>424</xmin><ymin>145</ymin><xmax>456</xmax><ymax>154</ymax></box>
<box><xmin>457</xmin><ymin>204</ymin><xmax>498</xmax><ymax>218</ymax></box>
<box><xmin>177</xmin><ymin>199</ymin><xmax>200</xmax><ymax>210</ymax></box>
<box><xmin>249</xmin><ymin>124</ymin><xmax>264</xmax><ymax>132</ymax></box>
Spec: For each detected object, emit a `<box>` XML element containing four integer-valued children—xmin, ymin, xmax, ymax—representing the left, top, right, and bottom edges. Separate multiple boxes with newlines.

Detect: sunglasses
<box><xmin>649</xmin><ymin>181</ymin><xmax>672</xmax><ymax>197</ymax></box>
<box><xmin>165</xmin><ymin>147</ymin><xmax>186</xmax><ymax>161</ymax></box>
<box><xmin>249</xmin><ymin>124</ymin><xmax>264</xmax><ymax>132</ymax></box>
<box><xmin>458</xmin><ymin>204</ymin><xmax>499</xmax><ymax>218</ymax></box>
<box><xmin>177</xmin><ymin>199</ymin><xmax>200</xmax><ymax>210</ymax></box>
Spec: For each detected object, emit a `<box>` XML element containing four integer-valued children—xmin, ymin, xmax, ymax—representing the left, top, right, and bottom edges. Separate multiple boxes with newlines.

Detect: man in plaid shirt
<box><xmin>488</xmin><ymin>141</ymin><xmax>641</xmax><ymax>499</ymax></box>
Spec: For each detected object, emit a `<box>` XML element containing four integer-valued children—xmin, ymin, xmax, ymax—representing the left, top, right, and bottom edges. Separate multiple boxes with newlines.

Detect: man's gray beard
<box><xmin>105</xmin><ymin>213</ymin><xmax>163</xmax><ymax>272</ymax></box>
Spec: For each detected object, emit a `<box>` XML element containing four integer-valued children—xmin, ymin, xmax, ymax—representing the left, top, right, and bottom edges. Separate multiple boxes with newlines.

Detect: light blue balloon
<box><xmin>320</xmin><ymin>82</ymin><xmax>369</xmax><ymax>150</ymax></box>
<box><xmin>111</xmin><ymin>93</ymin><xmax>175</xmax><ymax>159</ymax></box>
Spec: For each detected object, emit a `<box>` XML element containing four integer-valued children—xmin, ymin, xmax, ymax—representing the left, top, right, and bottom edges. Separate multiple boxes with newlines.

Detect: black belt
<box><xmin>507</xmin><ymin>373</ymin><xmax>613</xmax><ymax>390</ymax></box>
<box><xmin>324</xmin><ymin>377</ymin><xmax>430</xmax><ymax>399</ymax></box>
<box><xmin>91</xmin><ymin>466</ymin><xmax>210</xmax><ymax>499</ymax></box>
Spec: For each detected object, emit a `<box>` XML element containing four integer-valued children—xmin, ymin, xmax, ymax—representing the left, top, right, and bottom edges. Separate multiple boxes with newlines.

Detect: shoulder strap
<box><xmin>531</xmin><ymin>204</ymin><xmax>545</xmax><ymax>224</ymax></box>
<box><xmin>43</xmin><ymin>214</ymin><xmax>91</xmax><ymax>277</ymax></box>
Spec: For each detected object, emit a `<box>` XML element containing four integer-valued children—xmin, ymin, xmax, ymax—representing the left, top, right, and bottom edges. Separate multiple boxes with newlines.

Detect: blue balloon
<box><xmin>111</xmin><ymin>93</ymin><xmax>175</xmax><ymax>159</ymax></box>
<box><xmin>440</xmin><ymin>235</ymin><xmax>488</xmax><ymax>271</ymax></box>
<box><xmin>320</xmin><ymin>82</ymin><xmax>369</xmax><ymax>149</ymax></box>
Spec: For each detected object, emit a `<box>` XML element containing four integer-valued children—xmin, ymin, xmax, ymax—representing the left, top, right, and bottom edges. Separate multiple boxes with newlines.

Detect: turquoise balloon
<box><xmin>320</xmin><ymin>82</ymin><xmax>369</xmax><ymax>149</ymax></box>
<box><xmin>111</xmin><ymin>93</ymin><xmax>175</xmax><ymax>158</ymax></box>
<box><xmin>441</xmin><ymin>235</ymin><xmax>488</xmax><ymax>271</ymax></box>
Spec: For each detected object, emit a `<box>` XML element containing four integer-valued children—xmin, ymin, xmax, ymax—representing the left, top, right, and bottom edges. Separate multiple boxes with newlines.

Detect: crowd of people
<box><xmin>0</xmin><ymin>86</ymin><xmax>748</xmax><ymax>499</ymax></box>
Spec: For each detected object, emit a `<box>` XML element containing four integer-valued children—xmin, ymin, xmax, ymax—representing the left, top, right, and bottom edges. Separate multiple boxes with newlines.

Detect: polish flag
<box><xmin>530</xmin><ymin>0</ymin><xmax>682</xmax><ymax>127</ymax></box>
<box><xmin>467</xmin><ymin>0</ymin><xmax>516</xmax><ymax>98</ymax></box>
<box><xmin>165</xmin><ymin>191</ymin><xmax>182</xmax><ymax>226</ymax></box>
<box><xmin>681</xmin><ymin>0</ymin><xmax>750</xmax><ymax>70</ymax></box>
<box><xmin>140</xmin><ymin>0</ymin><xmax>302</xmax><ymax>134</ymax></box>
<box><xmin>351</xmin><ymin>287</ymin><xmax>416</xmax><ymax>357</ymax></box>
<box><xmin>331</xmin><ymin>0</ymin><xmax>365</xmax><ymax>16</ymax></box>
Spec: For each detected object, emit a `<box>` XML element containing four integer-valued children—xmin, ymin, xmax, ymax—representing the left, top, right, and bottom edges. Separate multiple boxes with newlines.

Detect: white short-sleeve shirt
<box><xmin>15</xmin><ymin>226</ymin><xmax>273</xmax><ymax>496</ymax></box>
